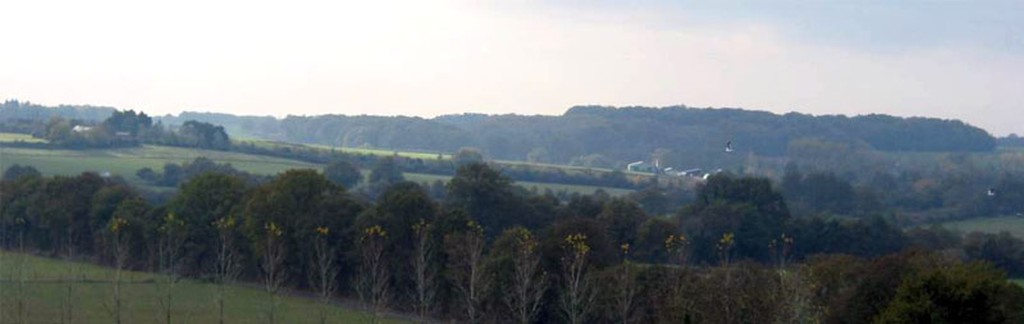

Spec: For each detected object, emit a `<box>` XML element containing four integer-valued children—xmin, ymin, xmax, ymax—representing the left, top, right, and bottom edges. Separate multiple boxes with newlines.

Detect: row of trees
<box><xmin>3</xmin><ymin>162</ymin><xmax>1024</xmax><ymax>322</ymax></box>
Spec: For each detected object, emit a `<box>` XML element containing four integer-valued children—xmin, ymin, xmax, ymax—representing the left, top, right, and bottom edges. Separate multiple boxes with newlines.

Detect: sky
<box><xmin>1</xmin><ymin>0</ymin><xmax>1022</xmax><ymax>135</ymax></box>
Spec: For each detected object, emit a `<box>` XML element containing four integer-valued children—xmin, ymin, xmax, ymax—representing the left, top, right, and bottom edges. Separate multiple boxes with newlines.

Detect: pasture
<box><xmin>937</xmin><ymin>216</ymin><xmax>1024</xmax><ymax>239</ymax></box>
<box><xmin>0</xmin><ymin>251</ymin><xmax>402</xmax><ymax>323</ymax></box>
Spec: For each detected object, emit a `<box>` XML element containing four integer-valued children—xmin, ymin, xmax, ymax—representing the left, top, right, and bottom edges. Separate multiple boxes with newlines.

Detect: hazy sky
<box><xmin>2</xmin><ymin>0</ymin><xmax>1022</xmax><ymax>135</ymax></box>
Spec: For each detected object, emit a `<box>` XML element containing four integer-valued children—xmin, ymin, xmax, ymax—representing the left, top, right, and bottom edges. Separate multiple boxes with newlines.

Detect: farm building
<box><xmin>72</xmin><ymin>125</ymin><xmax>93</xmax><ymax>133</ymax></box>
<box><xmin>627</xmin><ymin>161</ymin><xmax>659</xmax><ymax>173</ymax></box>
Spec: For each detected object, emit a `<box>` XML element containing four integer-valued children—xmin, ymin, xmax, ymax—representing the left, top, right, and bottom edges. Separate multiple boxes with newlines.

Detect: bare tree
<box><xmin>309</xmin><ymin>226</ymin><xmax>338</xmax><ymax>324</ymax></box>
<box><xmin>357</xmin><ymin>225</ymin><xmax>389</xmax><ymax>324</ymax></box>
<box><xmin>559</xmin><ymin>233</ymin><xmax>596</xmax><ymax>324</ymax></box>
<box><xmin>445</xmin><ymin>221</ymin><xmax>487</xmax><ymax>323</ymax></box>
<box><xmin>504</xmin><ymin>227</ymin><xmax>546</xmax><ymax>324</ymax></box>
<box><xmin>156</xmin><ymin>213</ymin><xmax>186</xmax><ymax>324</ymax></box>
<box><xmin>260</xmin><ymin>222</ymin><xmax>287</xmax><ymax>324</ymax></box>
<box><xmin>612</xmin><ymin>244</ymin><xmax>638</xmax><ymax>324</ymax></box>
<box><xmin>213</xmin><ymin>216</ymin><xmax>242</xmax><ymax>324</ymax></box>
<box><xmin>108</xmin><ymin>217</ymin><xmax>131</xmax><ymax>324</ymax></box>
<box><xmin>411</xmin><ymin>220</ymin><xmax>437</xmax><ymax>322</ymax></box>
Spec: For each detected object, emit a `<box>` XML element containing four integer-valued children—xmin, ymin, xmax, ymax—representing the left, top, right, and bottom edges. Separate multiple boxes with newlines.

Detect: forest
<box><xmin>2</xmin><ymin>162</ymin><xmax>1023</xmax><ymax>323</ymax></box>
<box><xmin>192</xmin><ymin>105</ymin><xmax>998</xmax><ymax>169</ymax></box>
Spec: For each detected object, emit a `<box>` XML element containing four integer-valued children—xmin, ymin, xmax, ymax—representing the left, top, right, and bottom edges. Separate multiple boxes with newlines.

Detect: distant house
<box><xmin>627</xmin><ymin>161</ymin><xmax>658</xmax><ymax>173</ymax></box>
<box><xmin>72</xmin><ymin>125</ymin><xmax>93</xmax><ymax>133</ymax></box>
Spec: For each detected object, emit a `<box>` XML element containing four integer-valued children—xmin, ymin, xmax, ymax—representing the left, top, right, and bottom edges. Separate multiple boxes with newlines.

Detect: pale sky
<box><xmin>1</xmin><ymin>0</ymin><xmax>1022</xmax><ymax>135</ymax></box>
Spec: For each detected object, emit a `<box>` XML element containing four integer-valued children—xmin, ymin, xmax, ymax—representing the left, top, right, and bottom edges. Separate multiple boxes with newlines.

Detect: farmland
<box><xmin>0</xmin><ymin>251</ymin><xmax>402</xmax><ymax>323</ymax></box>
<box><xmin>937</xmin><ymin>216</ymin><xmax>1024</xmax><ymax>239</ymax></box>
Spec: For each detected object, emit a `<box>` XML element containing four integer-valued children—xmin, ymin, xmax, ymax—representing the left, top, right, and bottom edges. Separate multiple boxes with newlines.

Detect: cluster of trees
<box><xmin>3</xmin><ymin>162</ymin><xmax>1023</xmax><ymax>322</ymax></box>
<box><xmin>775</xmin><ymin>158</ymin><xmax>1024</xmax><ymax>224</ymax></box>
<box><xmin>1</xmin><ymin>103</ymin><xmax>231</xmax><ymax>150</ymax></box>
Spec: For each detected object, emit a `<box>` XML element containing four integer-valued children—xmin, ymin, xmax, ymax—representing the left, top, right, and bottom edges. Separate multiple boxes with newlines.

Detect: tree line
<box><xmin>2</xmin><ymin>163</ymin><xmax>1023</xmax><ymax>323</ymax></box>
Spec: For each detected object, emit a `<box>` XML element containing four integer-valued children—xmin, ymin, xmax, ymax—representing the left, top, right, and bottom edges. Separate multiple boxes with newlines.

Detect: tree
<box><xmin>102</xmin><ymin>197</ymin><xmax>147</xmax><ymax>324</ymax></box>
<box><xmin>877</xmin><ymin>261</ymin><xmax>1024</xmax><ymax>323</ymax></box>
<box><xmin>445</xmin><ymin>221</ymin><xmax>488</xmax><ymax>323</ymax></box>
<box><xmin>324</xmin><ymin>160</ymin><xmax>362</xmax><ymax>189</ymax></box>
<box><xmin>259</xmin><ymin>222</ymin><xmax>286</xmax><ymax>324</ymax></box>
<box><xmin>2</xmin><ymin>165</ymin><xmax>41</xmax><ymax>182</ymax></box>
<box><xmin>212</xmin><ymin>216</ymin><xmax>242</xmax><ymax>324</ymax></box>
<box><xmin>611</xmin><ymin>254</ymin><xmax>639</xmax><ymax>324</ymax></box>
<box><xmin>412</xmin><ymin>220</ymin><xmax>438</xmax><ymax>321</ymax></box>
<box><xmin>178</xmin><ymin>120</ymin><xmax>230</xmax><ymax>150</ymax></box>
<box><xmin>369</xmin><ymin>157</ymin><xmax>404</xmax><ymax>186</ymax></box>
<box><xmin>309</xmin><ymin>225</ymin><xmax>338</xmax><ymax>324</ymax></box>
<box><xmin>454</xmin><ymin>147</ymin><xmax>484</xmax><ymax>166</ymax></box>
<box><xmin>169</xmin><ymin>173</ymin><xmax>247</xmax><ymax>276</ymax></box>
<box><xmin>358</xmin><ymin>225</ymin><xmax>389</xmax><ymax>324</ymax></box>
<box><xmin>500</xmin><ymin>227</ymin><xmax>547</xmax><ymax>324</ymax></box>
<box><xmin>156</xmin><ymin>213</ymin><xmax>187</xmax><ymax>324</ymax></box>
<box><xmin>597</xmin><ymin>198</ymin><xmax>647</xmax><ymax>247</ymax></box>
<box><xmin>560</xmin><ymin>233</ymin><xmax>597</xmax><ymax>324</ymax></box>
<box><xmin>446</xmin><ymin>163</ymin><xmax>523</xmax><ymax>234</ymax></box>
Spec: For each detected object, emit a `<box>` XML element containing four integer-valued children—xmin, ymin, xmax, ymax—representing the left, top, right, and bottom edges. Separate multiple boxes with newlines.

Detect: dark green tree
<box><xmin>324</xmin><ymin>160</ymin><xmax>362</xmax><ymax>189</ymax></box>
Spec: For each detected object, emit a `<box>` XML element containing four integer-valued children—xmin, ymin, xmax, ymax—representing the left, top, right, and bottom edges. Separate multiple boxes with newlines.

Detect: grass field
<box><xmin>1</xmin><ymin>144</ymin><xmax>634</xmax><ymax>196</ymax></box>
<box><xmin>1013</xmin><ymin>279</ymin><xmax>1023</xmax><ymax>287</ymax></box>
<box><xmin>0</xmin><ymin>133</ymin><xmax>47</xmax><ymax>143</ymax></box>
<box><xmin>0</xmin><ymin>251</ymin><xmax>403</xmax><ymax>323</ymax></box>
<box><xmin>236</xmin><ymin>137</ymin><xmax>451</xmax><ymax>160</ymax></box>
<box><xmin>937</xmin><ymin>216</ymin><xmax>1024</xmax><ymax>239</ymax></box>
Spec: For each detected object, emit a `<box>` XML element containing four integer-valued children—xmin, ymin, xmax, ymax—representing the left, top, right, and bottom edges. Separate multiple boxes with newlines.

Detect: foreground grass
<box><xmin>938</xmin><ymin>216</ymin><xmax>1024</xmax><ymax>239</ymax></box>
<box><xmin>0</xmin><ymin>251</ymin><xmax>402</xmax><ymax>323</ymax></box>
